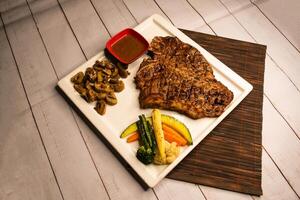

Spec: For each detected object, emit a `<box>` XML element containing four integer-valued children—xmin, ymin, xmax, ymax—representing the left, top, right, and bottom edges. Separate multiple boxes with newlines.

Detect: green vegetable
<box><xmin>136</xmin><ymin>146</ymin><xmax>153</xmax><ymax>165</ymax></box>
<box><xmin>137</xmin><ymin>120</ymin><xmax>148</xmax><ymax>147</ymax></box>
<box><xmin>147</xmin><ymin>120</ymin><xmax>157</xmax><ymax>154</ymax></box>
<box><xmin>136</xmin><ymin>118</ymin><xmax>155</xmax><ymax>165</ymax></box>
<box><xmin>140</xmin><ymin>115</ymin><xmax>152</xmax><ymax>148</ymax></box>
<box><xmin>120</xmin><ymin>121</ymin><xmax>137</xmax><ymax>138</ymax></box>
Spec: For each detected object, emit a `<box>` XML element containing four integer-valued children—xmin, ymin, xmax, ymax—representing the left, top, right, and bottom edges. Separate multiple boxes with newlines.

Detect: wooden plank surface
<box><xmin>251</xmin><ymin>0</ymin><xmax>300</xmax><ymax>51</ymax></box>
<box><xmin>90</xmin><ymin>0</ymin><xmax>136</xmax><ymax>35</ymax></box>
<box><xmin>0</xmin><ymin>16</ymin><xmax>63</xmax><ymax>200</ymax></box>
<box><xmin>0</xmin><ymin>0</ymin><xmax>24</xmax><ymax>12</ymax></box>
<box><xmin>154</xmin><ymin>0</ymin><xmax>207</xmax><ymax>31</ymax></box>
<box><xmin>212</xmin><ymin>0</ymin><xmax>300</xmax><ymax>196</ymax></box>
<box><xmin>224</xmin><ymin>2</ymin><xmax>300</xmax><ymax>136</ymax></box>
<box><xmin>123</xmin><ymin>0</ymin><xmax>169</xmax><ymax>23</ymax></box>
<box><xmin>28</xmin><ymin>0</ymin><xmax>86</xmax><ymax>76</ymax></box>
<box><xmin>262</xmin><ymin>96</ymin><xmax>300</xmax><ymax>199</ymax></box>
<box><xmin>1</xmin><ymin>0</ymin><xmax>300</xmax><ymax>199</ymax></box>
<box><xmin>154</xmin><ymin>179</ymin><xmax>205</xmax><ymax>200</ymax></box>
<box><xmin>58</xmin><ymin>0</ymin><xmax>110</xmax><ymax>58</ymax></box>
<box><xmin>1</xmin><ymin>1</ymin><xmax>110</xmax><ymax>200</ymax></box>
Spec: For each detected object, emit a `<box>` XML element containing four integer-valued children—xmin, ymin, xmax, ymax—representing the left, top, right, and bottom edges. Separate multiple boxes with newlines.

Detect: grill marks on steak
<box><xmin>135</xmin><ymin>36</ymin><xmax>234</xmax><ymax>119</ymax></box>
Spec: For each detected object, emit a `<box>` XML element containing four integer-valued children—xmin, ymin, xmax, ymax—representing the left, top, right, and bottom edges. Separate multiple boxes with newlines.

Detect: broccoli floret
<box><xmin>136</xmin><ymin>119</ymin><xmax>155</xmax><ymax>165</ymax></box>
<box><xmin>136</xmin><ymin>146</ymin><xmax>154</xmax><ymax>165</ymax></box>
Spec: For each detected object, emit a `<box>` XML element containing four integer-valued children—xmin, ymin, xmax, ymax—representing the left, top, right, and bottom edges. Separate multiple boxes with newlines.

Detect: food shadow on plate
<box><xmin>55</xmin><ymin>85</ymin><xmax>150</xmax><ymax>190</ymax></box>
<box><xmin>104</xmin><ymin>48</ymin><xmax>129</xmax><ymax>69</ymax></box>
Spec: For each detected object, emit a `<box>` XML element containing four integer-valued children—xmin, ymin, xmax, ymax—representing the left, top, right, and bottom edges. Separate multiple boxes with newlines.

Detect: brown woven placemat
<box><xmin>167</xmin><ymin>29</ymin><xmax>266</xmax><ymax>196</ymax></box>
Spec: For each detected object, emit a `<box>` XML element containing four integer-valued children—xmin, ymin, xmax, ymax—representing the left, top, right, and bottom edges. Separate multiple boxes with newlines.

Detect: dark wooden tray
<box><xmin>167</xmin><ymin>29</ymin><xmax>266</xmax><ymax>196</ymax></box>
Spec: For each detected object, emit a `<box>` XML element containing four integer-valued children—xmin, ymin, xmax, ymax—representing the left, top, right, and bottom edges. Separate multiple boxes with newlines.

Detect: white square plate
<box><xmin>57</xmin><ymin>14</ymin><xmax>253</xmax><ymax>188</ymax></box>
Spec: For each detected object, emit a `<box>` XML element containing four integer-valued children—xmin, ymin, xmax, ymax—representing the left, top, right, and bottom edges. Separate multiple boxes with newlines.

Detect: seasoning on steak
<box><xmin>134</xmin><ymin>36</ymin><xmax>234</xmax><ymax>119</ymax></box>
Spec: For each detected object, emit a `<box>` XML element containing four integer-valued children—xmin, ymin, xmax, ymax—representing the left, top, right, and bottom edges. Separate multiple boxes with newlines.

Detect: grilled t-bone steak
<box><xmin>135</xmin><ymin>36</ymin><xmax>234</xmax><ymax>119</ymax></box>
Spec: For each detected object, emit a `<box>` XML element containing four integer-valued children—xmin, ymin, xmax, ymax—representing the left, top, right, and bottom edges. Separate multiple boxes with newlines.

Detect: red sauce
<box><xmin>111</xmin><ymin>35</ymin><xmax>146</xmax><ymax>63</ymax></box>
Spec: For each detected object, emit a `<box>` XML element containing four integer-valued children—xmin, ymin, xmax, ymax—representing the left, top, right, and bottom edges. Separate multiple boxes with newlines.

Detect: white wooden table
<box><xmin>1</xmin><ymin>0</ymin><xmax>299</xmax><ymax>199</ymax></box>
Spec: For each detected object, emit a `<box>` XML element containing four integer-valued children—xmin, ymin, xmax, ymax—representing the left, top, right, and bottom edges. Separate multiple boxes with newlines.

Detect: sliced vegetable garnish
<box><xmin>161</xmin><ymin>115</ymin><xmax>192</xmax><ymax>145</ymax></box>
<box><xmin>121</xmin><ymin>114</ymin><xmax>192</xmax><ymax>145</ymax></box>
<box><xmin>162</xmin><ymin>124</ymin><xmax>187</xmax><ymax>146</ymax></box>
<box><xmin>120</xmin><ymin>121</ymin><xmax>137</xmax><ymax>138</ymax></box>
<box><xmin>126</xmin><ymin>131</ymin><xmax>139</xmax><ymax>143</ymax></box>
<box><xmin>126</xmin><ymin>125</ymin><xmax>187</xmax><ymax>146</ymax></box>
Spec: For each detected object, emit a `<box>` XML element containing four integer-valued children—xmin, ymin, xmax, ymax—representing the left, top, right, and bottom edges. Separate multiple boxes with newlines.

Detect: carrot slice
<box><xmin>126</xmin><ymin>131</ymin><xmax>139</xmax><ymax>143</ymax></box>
<box><xmin>162</xmin><ymin>124</ymin><xmax>187</xmax><ymax>146</ymax></box>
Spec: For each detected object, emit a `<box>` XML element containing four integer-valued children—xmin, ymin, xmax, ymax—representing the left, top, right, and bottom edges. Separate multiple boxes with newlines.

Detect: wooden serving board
<box><xmin>167</xmin><ymin>29</ymin><xmax>266</xmax><ymax>196</ymax></box>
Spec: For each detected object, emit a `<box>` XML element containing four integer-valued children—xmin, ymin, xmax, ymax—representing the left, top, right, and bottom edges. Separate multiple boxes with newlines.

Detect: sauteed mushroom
<box><xmin>94</xmin><ymin>100</ymin><xmax>106</xmax><ymax>115</ymax></box>
<box><xmin>73</xmin><ymin>84</ymin><xmax>86</xmax><ymax>94</ymax></box>
<box><xmin>97</xmin><ymin>71</ymin><xmax>103</xmax><ymax>82</ymax></box>
<box><xmin>93</xmin><ymin>60</ymin><xmax>104</xmax><ymax>71</ymax></box>
<box><xmin>71</xmin><ymin>72</ymin><xmax>84</xmax><ymax>84</ymax></box>
<box><xmin>112</xmin><ymin>80</ymin><xmax>125</xmax><ymax>92</ymax></box>
<box><xmin>97</xmin><ymin>92</ymin><xmax>106</xmax><ymax>100</ymax></box>
<box><xmin>70</xmin><ymin>58</ymin><xmax>129</xmax><ymax>116</ymax></box>
<box><xmin>86</xmin><ymin>67</ymin><xmax>97</xmax><ymax>82</ymax></box>
<box><xmin>105</xmin><ymin>91</ymin><xmax>117</xmax><ymax>105</ymax></box>
<box><xmin>87</xmin><ymin>89</ymin><xmax>97</xmax><ymax>102</ymax></box>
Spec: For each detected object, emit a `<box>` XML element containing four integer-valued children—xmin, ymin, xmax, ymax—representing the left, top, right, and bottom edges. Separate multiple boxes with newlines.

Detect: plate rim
<box><xmin>57</xmin><ymin>14</ymin><xmax>253</xmax><ymax>188</ymax></box>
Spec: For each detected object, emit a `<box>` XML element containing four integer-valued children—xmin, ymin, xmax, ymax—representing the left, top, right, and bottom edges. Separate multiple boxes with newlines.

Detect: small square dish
<box><xmin>106</xmin><ymin>28</ymin><xmax>149</xmax><ymax>64</ymax></box>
